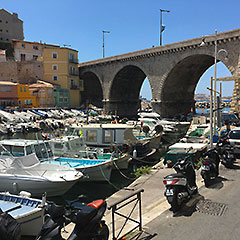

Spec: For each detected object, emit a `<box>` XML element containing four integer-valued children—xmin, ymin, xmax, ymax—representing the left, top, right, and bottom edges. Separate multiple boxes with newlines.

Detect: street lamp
<box><xmin>102</xmin><ymin>30</ymin><xmax>110</xmax><ymax>58</ymax></box>
<box><xmin>160</xmin><ymin>9</ymin><xmax>170</xmax><ymax>46</ymax></box>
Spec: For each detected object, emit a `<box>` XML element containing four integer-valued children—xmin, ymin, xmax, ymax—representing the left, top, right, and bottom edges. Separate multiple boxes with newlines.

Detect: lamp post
<box><xmin>160</xmin><ymin>9</ymin><xmax>170</xmax><ymax>46</ymax></box>
<box><xmin>213</xmin><ymin>30</ymin><xmax>218</xmax><ymax>136</ymax></box>
<box><xmin>102</xmin><ymin>30</ymin><xmax>110</xmax><ymax>58</ymax></box>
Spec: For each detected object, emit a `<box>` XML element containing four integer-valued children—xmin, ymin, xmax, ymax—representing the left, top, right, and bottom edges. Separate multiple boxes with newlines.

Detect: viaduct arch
<box><xmin>79</xmin><ymin>29</ymin><xmax>240</xmax><ymax>118</ymax></box>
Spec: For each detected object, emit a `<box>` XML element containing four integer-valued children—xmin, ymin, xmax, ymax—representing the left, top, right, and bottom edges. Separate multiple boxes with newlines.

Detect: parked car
<box><xmin>227</xmin><ymin>127</ymin><xmax>240</xmax><ymax>157</ymax></box>
<box><xmin>221</xmin><ymin>112</ymin><xmax>240</xmax><ymax>126</ymax></box>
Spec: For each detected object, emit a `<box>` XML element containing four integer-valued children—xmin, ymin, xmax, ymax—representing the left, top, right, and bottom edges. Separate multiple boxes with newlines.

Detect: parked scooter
<box><xmin>216</xmin><ymin>133</ymin><xmax>235</xmax><ymax>168</ymax></box>
<box><xmin>163</xmin><ymin>148</ymin><xmax>198</xmax><ymax>213</ymax></box>
<box><xmin>200</xmin><ymin>148</ymin><xmax>220</xmax><ymax>187</ymax></box>
<box><xmin>36</xmin><ymin>196</ymin><xmax>109</xmax><ymax>240</ymax></box>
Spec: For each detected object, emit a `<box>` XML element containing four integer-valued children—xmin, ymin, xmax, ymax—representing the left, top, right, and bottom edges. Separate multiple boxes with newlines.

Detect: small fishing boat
<box><xmin>0</xmin><ymin>191</ymin><xmax>46</xmax><ymax>236</ymax></box>
<box><xmin>44</xmin><ymin>157</ymin><xmax>113</xmax><ymax>182</ymax></box>
<box><xmin>0</xmin><ymin>139</ymin><xmax>112</xmax><ymax>182</ymax></box>
<box><xmin>0</xmin><ymin>144</ymin><xmax>82</xmax><ymax>197</ymax></box>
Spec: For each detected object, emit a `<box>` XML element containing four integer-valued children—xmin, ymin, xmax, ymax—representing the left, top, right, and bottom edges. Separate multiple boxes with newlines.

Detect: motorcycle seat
<box><xmin>165</xmin><ymin>173</ymin><xmax>185</xmax><ymax>179</ymax></box>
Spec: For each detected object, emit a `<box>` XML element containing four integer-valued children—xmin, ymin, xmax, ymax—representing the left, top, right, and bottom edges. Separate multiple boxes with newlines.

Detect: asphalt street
<box><xmin>128</xmin><ymin>160</ymin><xmax>240</xmax><ymax>240</ymax></box>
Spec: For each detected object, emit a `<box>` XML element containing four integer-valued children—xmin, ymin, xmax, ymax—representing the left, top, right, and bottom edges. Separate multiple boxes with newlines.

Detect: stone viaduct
<box><xmin>78</xmin><ymin>28</ymin><xmax>240</xmax><ymax>118</ymax></box>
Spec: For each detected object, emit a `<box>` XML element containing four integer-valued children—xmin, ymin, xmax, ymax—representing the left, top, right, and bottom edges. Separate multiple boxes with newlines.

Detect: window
<box><xmin>52</xmin><ymin>52</ymin><xmax>57</xmax><ymax>58</ymax></box>
<box><xmin>20</xmin><ymin>54</ymin><xmax>25</xmax><ymax>61</ymax></box>
<box><xmin>103</xmin><ymin>130</ymin><xmax>114</xmax><ymax>143</ymax></box>
<box><xmin>0</xmin><ymin>86</ymin><xmax>11</xmax><ymax>92</ymax></box>
<box><xmin>79</xmin><ymin>79</ymin><xmax>84</xmax><ymax>89</ymax></box>
<box><xmin>86</xmin><ymin>130</ymin><xmax>97</xmax><ymax>143</ymax></box>
<box><xmin>52</xmin><ymin>65</ymin><xmax>58</xmax><ymax>70</ymax></box>
<box><xmin>24</xmin><ymin>99</ymin><xmax>32</xmax><ymax>105</ymax></box>
<box><xmin>64</xmin><ymin>97</ymin><xmax>68</xmax><ymax>102</ymax></box>
<box><xmin>33</xmin><ymin>55</ymin><xmax>38</xmax><ymax>60</ymax></box>
<box><xmin>33</xmin><ymin>45</ymin><xmax>38</xmax><ymax>50</ymax></box>
<box><xmin>48</xmin><ymin>89</ymin><xmax>52</xmax><ymax>94</ymax></box>
<box><xmin>59</xmin><ymin>97</ymin><xmax>63</xmax><ymax>103</ymax></box>
<box><xmin>24</xmin><ymin>87</ymin><xmax>26</xmax><ymax>92</ymax></box>
<box><xmin>20</xmin><ymin>87</ymin><xmax>23</xmax><ymax>92</ymax></box>
<box><xmin>53</xmin><ymin>75</ymin><xmax>58</xmax><ymax>81</ymax></box>
<box><xmin>22</xmin><ymin>44</ymin><xmax>25</xmax><ymax>48</ymax></box>
<box><xmin>0</xmin><ymin>29</ymin><xmax>2</xmax><ymax>32</ymax></box>
<box><xmin>69</xmin><ymin>66</ymin><xmax>76</xmax><ymax>75</ymax></box>
<box><xmin>70</xmin><ymin>79</ymin><xmax>76</xmax><ymax>89</ymax></box>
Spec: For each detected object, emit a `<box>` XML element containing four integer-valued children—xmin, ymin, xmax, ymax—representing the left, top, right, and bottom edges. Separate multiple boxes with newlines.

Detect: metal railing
<box><xmin>108</xmin><ymin>188</ymin><xmax>144</xmax><ymax>240</ymax></box>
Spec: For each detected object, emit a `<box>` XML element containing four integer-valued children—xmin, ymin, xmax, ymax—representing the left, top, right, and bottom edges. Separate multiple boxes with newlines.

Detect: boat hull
<box><xmin>0</xmin><ymin>192</ymin><xmax>45</xmax><ymax>236</ymax></box>
<box><xmin>0</xmin><ymin>175</ymin><xmax>78</xmax><ymax>197</ymax></box>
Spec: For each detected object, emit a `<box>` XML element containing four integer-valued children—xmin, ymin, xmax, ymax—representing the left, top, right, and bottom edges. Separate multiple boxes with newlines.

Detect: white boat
<box><xmin>48</xmin><ymin>134</ymin><xmax>86</xmax><ymax>157</ymax></box>
<box><xmin>67</xmin><ymin>123</ymin><xmax>133</xmax><ymax>168</ymax></box>
<box><xmin>0</xmin><ymin>191</ymin><xmax>46</xmax><ymax>236</ymax></box>
<box><xmin>0</xmin><ymin>144</ymin><xmax>82</xmax><ymax>197</ymax></box>
<box><xmin>0</xmin><ymin>139</ymin><xmax>113</xmax><ymax>182</ymax></box>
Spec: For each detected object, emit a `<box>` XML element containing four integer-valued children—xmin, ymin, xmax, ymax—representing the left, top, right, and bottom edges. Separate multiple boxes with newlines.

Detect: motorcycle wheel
<box><xmin>97</xmin><ymin>223</ymin><xmax>109</xmax><ymax>240</ymax></box>
<box><xmin>202</xmin><ymin>172</ymin><xmax>211</xmax><ymax>187</ymax></box>
<box><xmin>222</xmin><ymin>160</ymin><xmax>233</xmax><ymax>169</ymax></box>
<box><xmin>169</xmin><ymin>190</ymin><xmax>181</xmax><ymax>213</ymax></box>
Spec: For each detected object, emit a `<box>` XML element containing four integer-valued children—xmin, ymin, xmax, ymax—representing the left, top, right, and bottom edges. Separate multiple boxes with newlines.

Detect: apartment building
<box><xmin>0</xmin><ymin>9</ymin><xmax>23</xmax><ymax>42</ymax></box>
<box><xmin>43</xmin><ymin>47</ymin><xmax>83</xmax><ymax>108</ymax></box>
<box><xmin>17</xmin><ymin>84</ymin><xmax>37</xmax><ymax>108</ymax></box>
<box><xmin>29</xmin><ymin>81</ymin><xmax>54</xmax><ymax>108</ymax></box>
<box><xmin>0</xmin><ymin>81</ymin><xmax>18</xmax><ymax>108</ymax></box>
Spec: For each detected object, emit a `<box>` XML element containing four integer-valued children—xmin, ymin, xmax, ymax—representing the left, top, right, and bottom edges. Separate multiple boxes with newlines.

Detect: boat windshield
<box><xmin>1</xmin><ymin>144</ymin><xmax>25</xmax><ymax>157</ymax></box>
<box><xmin>33</xmin><ymin>142</ymin><xmax>53</xmax><ymax>160</ymax></box>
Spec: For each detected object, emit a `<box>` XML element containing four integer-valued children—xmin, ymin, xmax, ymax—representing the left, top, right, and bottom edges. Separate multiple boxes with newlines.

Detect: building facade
<box><xmin>0</xmin><ymin>81</ymin><xmax>18</xmax><ymax>108</ymax></box>
<box><xmin>0</xmin><ymin>9</ymin><xmax>24</xmax><ymax>42</ymax></box>
<box><xmin>17</xmin><ymin>84</ymin><xmax>36</xmax><ymax>108</ymax></box>
<box><xmin>29</xmin><ymin>81</ymin><xmax>54</xmax><ymax>108</ymax></box>
<box><xmin>42</xmin><ymin>47</ymin><xmax>83</xmax><ymax>108</ymax></box>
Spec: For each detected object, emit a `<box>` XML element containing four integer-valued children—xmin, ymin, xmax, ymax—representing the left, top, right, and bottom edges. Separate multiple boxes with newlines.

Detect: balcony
<box><xmin>70</xmin><ymin>85</ymin><xmax>79</xmax><ymax>90</ymax></box>
<box><xmin>69</xmin><ymin>71</ymin><xmax>79</xmax><ymax>76</ymax></box>
<box><xmin>69</xmin><ymin>58</ymin><xmax>79</xmax><ymax>64</ymax></box>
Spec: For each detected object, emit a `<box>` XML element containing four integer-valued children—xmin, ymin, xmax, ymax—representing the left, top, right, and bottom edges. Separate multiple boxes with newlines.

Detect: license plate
<box><xmin>202</xmin><ymin>165</ymin><xmax>210</xmax><ymax>170</ymax></box>
<box><xmin>165</xmin><ymin>189</ymin><xmax>174</xmax><ymax>196</ymax></box>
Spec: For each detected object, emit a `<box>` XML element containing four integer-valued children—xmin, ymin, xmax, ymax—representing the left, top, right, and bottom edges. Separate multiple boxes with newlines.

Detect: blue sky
<box><xmin>2</xmin><ymin>0</ymin><xmax>238</xmax><ymax>99</ymax></box>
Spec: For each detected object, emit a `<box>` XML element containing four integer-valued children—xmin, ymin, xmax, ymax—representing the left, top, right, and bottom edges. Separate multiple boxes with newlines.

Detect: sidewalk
<box><xmin>104</xmin><ymin>161</ymin><xmax>205</xmax><ymax>240</ymax></box>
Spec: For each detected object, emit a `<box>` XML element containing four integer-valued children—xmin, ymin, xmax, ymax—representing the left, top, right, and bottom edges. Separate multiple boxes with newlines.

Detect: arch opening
<box><xmin>80</xmin><ymin>71</ymin><xmax>103</xmax><ymax>108</ymax></box>
<box><xmin>108</xmin><ymin>65</ymin><xmax>147</xmax><ymax>117</ymax></box>
<box><xmin>160</xmin><ymin>54</ymin><xmax>232</xmax><ymax>117</ymax></box>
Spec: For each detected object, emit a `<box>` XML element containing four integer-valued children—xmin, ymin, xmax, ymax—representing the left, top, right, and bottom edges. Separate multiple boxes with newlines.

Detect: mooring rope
<box><xmin>112</xmin><ymin>159</ymin><xmax>136</xmax><ymax>180</ymax></box>
<box><xmin>99</xmin><ymin>165</ymin><xmax>121</xmax><ymax>191</ymax></box>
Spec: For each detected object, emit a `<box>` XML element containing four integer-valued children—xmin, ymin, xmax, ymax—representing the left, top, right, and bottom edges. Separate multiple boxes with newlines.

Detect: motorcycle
<box><xmin>200</xmin><ymin>148</ymin><xmax>220</xmax><ymax>187</ymax></box>
<box><xmin>216</xmin><ymin>134</ymin><xmax>235</xmax><ymax>168</ymax></box>
<box><xmin>163</xmin><ymin>149</ymin><xmax>198</xmax><ymax>213</ymax></box>
<box><xmin>36</xmin><ymin>196</ymin><xmax>109</xmax><ymax>240</ymax></box>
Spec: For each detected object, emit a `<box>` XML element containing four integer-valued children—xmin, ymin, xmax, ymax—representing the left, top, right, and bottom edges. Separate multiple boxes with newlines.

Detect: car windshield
<box><xmin>229</xmin><ymin>130</ymin><xmax>240</xmax><ymax>139</ymax></box>
<box><xmin>222</xmin><ymin>114</ymin><xmax>238</xmax><ymax>120</ymax></box>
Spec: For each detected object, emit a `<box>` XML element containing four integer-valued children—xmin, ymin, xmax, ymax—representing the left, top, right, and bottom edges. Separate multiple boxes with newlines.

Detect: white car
<box><xmin>227</xmin><ymin>127</ymin><xmax>240</xmax><ymax>156</ymax></box>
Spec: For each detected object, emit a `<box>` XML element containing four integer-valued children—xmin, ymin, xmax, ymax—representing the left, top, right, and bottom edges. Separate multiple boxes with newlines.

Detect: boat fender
<box><xmin>12</xmin><ymin>183</ymin><xmax>19</xmax><ymax>194</ymax></box>
<box><xmin>19</xmin><ymin>191</ymin><xmax>32</xmax><ymax>198</ymax></box>
<box><xmin>155</xmin><ymin>125</ymin><xmax>164</xmax><ymax>134</ymax></box>
<box><xmin>133</xmin><ymin>148</ymin><xmax>137</xmax><ymax>158</ymax></box>
<box><xmin>142</xmin><ymin>125</ymin><xmax>150</xmax><ymax>135</ymax></box>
